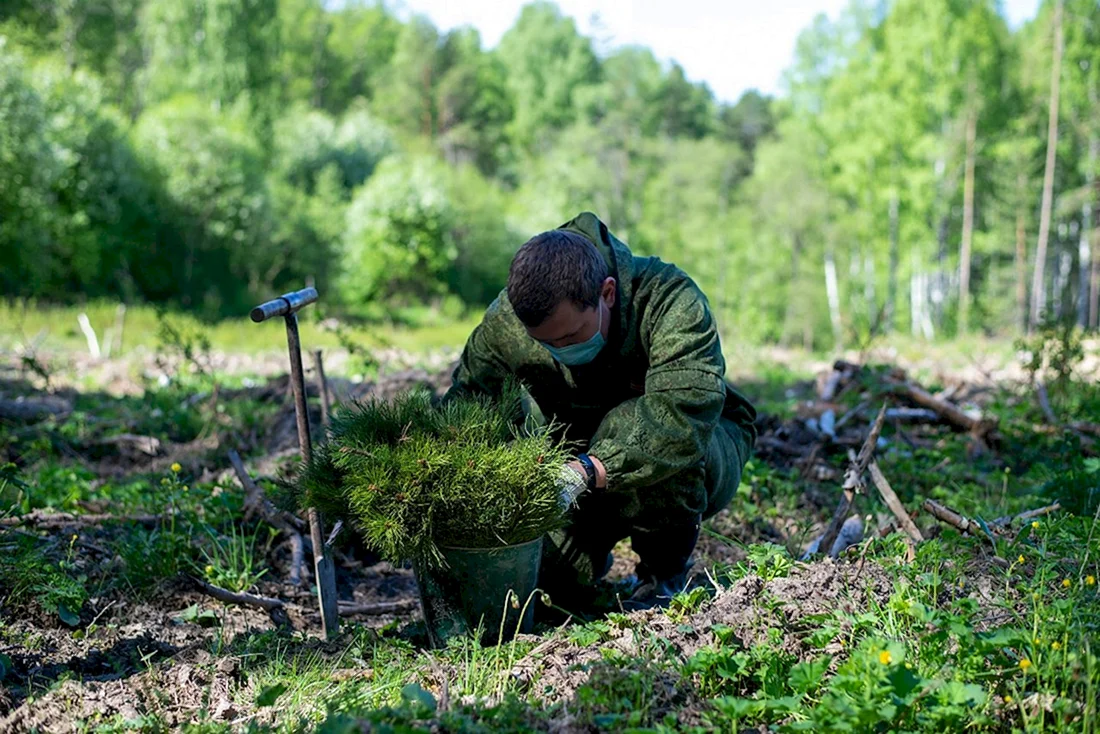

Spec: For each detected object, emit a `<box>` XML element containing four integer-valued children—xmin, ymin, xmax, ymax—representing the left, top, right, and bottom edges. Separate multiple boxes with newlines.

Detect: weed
<box><xmin>196</xmin><ymin>524</ymin><xmax>273</xmax><ymax>593</ymax></box>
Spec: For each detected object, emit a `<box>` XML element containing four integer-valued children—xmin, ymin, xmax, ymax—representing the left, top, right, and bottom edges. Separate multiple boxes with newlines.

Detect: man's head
<box><xmin>507</xmin><ymin>229</ymin><xmax>617</xmax><ymax>364</ymax></box>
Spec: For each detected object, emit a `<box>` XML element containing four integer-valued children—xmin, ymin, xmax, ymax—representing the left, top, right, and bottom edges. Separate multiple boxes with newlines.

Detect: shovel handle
<box><xmin>250</xmin><ymin>287</ymin><xmax>319</xmax><ymax>323</ymax></box>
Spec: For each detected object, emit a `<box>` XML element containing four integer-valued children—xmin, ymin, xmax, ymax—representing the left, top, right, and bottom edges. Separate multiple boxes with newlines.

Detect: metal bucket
<box><xmin>415</xmin><ymin>536</ymin><xmax>543</xmax><ymax>648</ymax></box>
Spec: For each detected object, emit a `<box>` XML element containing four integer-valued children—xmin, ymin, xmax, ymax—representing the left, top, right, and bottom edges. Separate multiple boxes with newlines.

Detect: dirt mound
<box><xmin>512</xmin><ymin>558</ymin><xmax>895</xmax><ymax>703</ymax></box>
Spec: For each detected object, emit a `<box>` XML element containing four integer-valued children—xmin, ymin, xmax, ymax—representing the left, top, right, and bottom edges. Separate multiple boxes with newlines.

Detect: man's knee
<box><xmin>702</xmin><ymin>419</ymin><xmax>753</xmax><ymax>520</ymax></box>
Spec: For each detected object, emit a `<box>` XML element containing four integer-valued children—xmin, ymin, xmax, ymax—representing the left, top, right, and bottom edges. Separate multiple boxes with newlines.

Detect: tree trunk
<box><xmin>958</xmin><ymin>97</ymin><xmax>978</xmax><ymax>335</ymax></box>
<box><xmin>1030</xmin><ymin>0</ymin><xmax>1063</xmax><ymax>332</ymax></box>
<box><xmin>886</xmin><ymin>190</ymin><xmax>899</xmax><ymax>332</ymax></box>
<box><xmin>781</xmin><ymin>232</ymin><xmax>801</xmax><ymax>347</ymax></box>
<box><xmin>1081</xmin><ymin>200</ymin><xmax>1093</xmax><ymax>328</ymax></box>
<box><xmin>825</xmin><ymin>243</ymin><xmax>843</xmax><ymax>349</ymax></box>
<box><xmin>1056</xmin><ymin>249</ymin><xmax>1072</xmax><ymax>319</ymax></box>
<box><xmin>864</xmin><ymin>250</ymin><xmax>876</xmax><ymax>328</ymax></box>
<box><xmin>1092</xmin><ymin>170</ymin><xmax>1100</xmax><ymax>330</ymax></box>
<box><xmin>934</xmin><ymin>213</ymin><xmax>949</xmax><ymax>329</ymax></box>
<box><xmin>1085</xmin><ymin>127</ymin><xmax>1098</xmax><ymax>329</ymax></box>
<box><xmin>1016</xmin><ymin>196</ymin><xmax>1028</xmax><ymax>334</ymax></box>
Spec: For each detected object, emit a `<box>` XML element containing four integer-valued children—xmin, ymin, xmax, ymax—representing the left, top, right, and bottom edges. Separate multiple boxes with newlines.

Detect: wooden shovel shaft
<box><xmin>250</xmin><ymin>286</ymin><xmax>339</xmax><ymax>639</ymax></box>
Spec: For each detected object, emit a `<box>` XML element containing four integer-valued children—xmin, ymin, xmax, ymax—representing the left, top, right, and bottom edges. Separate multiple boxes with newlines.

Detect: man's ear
<box><xmin>601</xmin><ymin>277</ymin><xmax>617</xmax><ymax>307</ymax></box>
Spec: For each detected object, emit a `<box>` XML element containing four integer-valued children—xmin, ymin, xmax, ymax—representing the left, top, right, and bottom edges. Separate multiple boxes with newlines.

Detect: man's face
<box><xmin>524</xmin><ymin>277</ymin><xmax>617</xmax><ymax>348</ymax></box>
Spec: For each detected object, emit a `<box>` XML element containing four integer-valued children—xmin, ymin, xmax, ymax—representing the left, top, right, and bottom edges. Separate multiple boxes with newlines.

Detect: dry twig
<box><xmin>868</xmin><ymin>460</ymin><xmax>924</xmax><ymax>543</ymax></box>
<box><xmin>921</xmin><ymin>500</ymin><xmax>994</xmax><ymax>545</ymax></box>
<box><xmin>228</xmin><ymin>449</ymin><xmax>306</xmax><ymax>585</ymax></box>
<box><xmin>817</xmin><ymin>404</ymin><xmax>887</xmax><ymax>556</ymax></box>
<box><xmin>337</xmin><ymin>600</ymin><xmax>419</xmax><ymax>617</ymax></box>
<box><xmin>193</xmin><ymin>577</ymin><xmax>291</xmax><ymax>628</ymax></box>
<box><xmin>992</xmin><ymin>502</ymin><xmax>1061</xmax><ymax>527</ymax></box>
<box><xmin>0</xmin><ymin>511</ymin><xmax>163</xmax><ymax>529</ymax></box>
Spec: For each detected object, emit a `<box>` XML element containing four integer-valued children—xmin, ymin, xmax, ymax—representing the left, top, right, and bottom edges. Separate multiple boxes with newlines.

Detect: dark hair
<box><xmin>507</xmin><ymin>230</ymin><xmax>608</xmax><ymax>327</ymax></box>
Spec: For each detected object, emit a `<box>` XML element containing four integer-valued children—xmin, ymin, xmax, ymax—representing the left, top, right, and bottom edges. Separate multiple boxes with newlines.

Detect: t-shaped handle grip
<box><xmin>250</xmin><ymin>287</ymin><xmax>319</xmax><ymax>323</ymax></box>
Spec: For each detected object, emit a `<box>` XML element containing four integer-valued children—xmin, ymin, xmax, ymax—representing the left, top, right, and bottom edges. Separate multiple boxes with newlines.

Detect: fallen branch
<box><xmin>992</xmin><ymin>502</ymin><xmax>1061</xmax><ymax>527</ymax></box>
<box><xmin>817</xmin><ymin>404</ymin><xmax>887</xmax><ymax>556</ymax></box>
<box><xmin>337</xmin><ymin>599</ymin><xmax>419</xmax><ymax>617</ymax></box>
<box><xmin>892</xmin><ymin>380</ymin><xmax>996</xmax><ymax>438</ymax></box>
<box><xmin>755</xmin><ymin>435</ymin><xmax>810</xmax><ymax>457</ymax></box>
<box><xmin>0</xmin><ymin>511</ymin><xmax>163</xmax><ymax>529</ymax></box>
<box><xmin>868</xmin><ymin>460</ymin><xmax>924</xmax><ymax>543</ymax></box>
<box><xmin>229</xmin><ymin>449</ymin><xmax>307</xmax><ymax>585</ymax></box>
<box><xmin>921</xmin><ymin>500</ymin><xmax>993</xmax><ymax>545</ymax></box>
<box><xmin>228</xmin><ymin>449</ymin><xmax>304</xmax><ymax>532</ymax></box>
<box><xmin>313</xmin><ymin>349</ymin><xmax>332</xmax><ymax>429</ymax></box>
<box><xmin>97</xmin><ymin>433</ymin><xmax>161</xmax><ymax>456</ymax></box>
<box><xmin>288</xmin><ymin>532</ymin><xmax>304</xmax><ymax>587</ymax></box>
<box><xmin>229</xmin><ymin>449</ymin><xmax>265</xmax><ymax>522</ymax></box>
<box><xmin>818</xmin><ymin>360</ymin><xmax>861</xmax><ymax>402</ymax></box>
<box><xmin>193</xmin><ymin>577</ymin><xmax>291</xmax><ymax>627</ymax></box>
<box><xmin>883</xmin><ymin>407</ymin><xmax>940</xmax><ymax>423</ymax></box>
<box><xmin>0</xmin><ymin>396</ymin><xmax>72</xmax><ymax>422</ymax></box>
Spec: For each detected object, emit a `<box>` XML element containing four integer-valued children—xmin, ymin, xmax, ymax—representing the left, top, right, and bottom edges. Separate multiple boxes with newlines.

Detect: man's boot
<box><xmin>622</xmin><ymin>519</ymin><xmax>700</xmax><ymax>611</ymax></box>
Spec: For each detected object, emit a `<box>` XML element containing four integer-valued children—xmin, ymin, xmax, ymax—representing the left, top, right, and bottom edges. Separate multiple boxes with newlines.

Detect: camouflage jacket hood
<box><xmin>447</xmin><ymin>212</ymin><xmax>756</xmax><ymax>514</ymax></box>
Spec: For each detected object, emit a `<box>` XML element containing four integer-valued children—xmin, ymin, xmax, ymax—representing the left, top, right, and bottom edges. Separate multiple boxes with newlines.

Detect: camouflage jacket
<box><xmin>446</xmin><ymin>212</ymin><xmax>757</xmax><ymax>509</ymax></box>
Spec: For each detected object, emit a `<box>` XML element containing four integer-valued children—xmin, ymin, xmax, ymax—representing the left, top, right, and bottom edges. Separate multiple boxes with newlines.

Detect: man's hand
<box><xmin>566</xmin><ymin>456</ymin><xmax>607</xmax><ymax>489</ymax></box>
<box><xmin>557</xmin><ymin>464</ymin><xmax>587</xmax><ymax>508</ymax></box>
<box><xmin>558</xmin><ymin>455</ymin><xmax>608</xmax><ymax>509</ymax></box>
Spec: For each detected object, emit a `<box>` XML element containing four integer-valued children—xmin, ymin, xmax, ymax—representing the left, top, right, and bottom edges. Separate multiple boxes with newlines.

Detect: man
<box><xmin>445</xmin><ymin>212</ymin><xmax>756</xmax><ymax>610</ymax></box>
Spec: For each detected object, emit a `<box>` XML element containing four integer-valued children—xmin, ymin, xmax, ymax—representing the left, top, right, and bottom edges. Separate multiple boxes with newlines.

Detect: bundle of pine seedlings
<box><xmin>298</xmin><ymin>384</ymin><xmax>569</xmax><ymax>568</ymax></box>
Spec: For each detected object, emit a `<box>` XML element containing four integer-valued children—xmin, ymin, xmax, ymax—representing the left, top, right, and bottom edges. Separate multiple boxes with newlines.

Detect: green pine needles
<box><xmin>299</xmin><ymin>383</ymin><xmax>569</xmax><ymax>567</ymax></box>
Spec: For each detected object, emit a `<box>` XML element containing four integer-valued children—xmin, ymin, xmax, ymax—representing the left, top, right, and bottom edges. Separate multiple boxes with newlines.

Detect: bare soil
<box><xmin>0</xmin><ymin>351</ymin><xmax>1023</xmax><ymax>730</ymax></box>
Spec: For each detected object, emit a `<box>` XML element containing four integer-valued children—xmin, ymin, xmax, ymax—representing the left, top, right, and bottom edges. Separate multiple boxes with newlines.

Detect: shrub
<box><xmin>299</xmin><ymin>384</ymin><xmax>568</xmax><ymax>567</ymax></box>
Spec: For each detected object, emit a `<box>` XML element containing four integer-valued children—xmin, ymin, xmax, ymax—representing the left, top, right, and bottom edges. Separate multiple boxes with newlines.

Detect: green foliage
<box><xmin>0</xmin><ymin>533</ymin><xmax>88</xmax><ymax>623</ymax></box>
<box><xmin>196</xmin><ymin>523</ymin><xmax>271</xmax><ymax>593</ymax></box>
<box><xmin>133</xmin><ymin>96</ymin><xmax>274</xmax><ymax>315</ymax></box>
<box><xmin>496</xmin><ymin>1</ymin><xmax>598</xmax><ymax>149</ymax></box>
<box><xmin>340</xmin><ymin>156</ymin><xmax>457</xmax><ymax>307</ymax></box>
<box><xmin>1015</xmin><ymin>318</ymin><xmax>1085</xmax><ymax>407</ymax></box>
<box><xmin>300</xmin><ymin>385</ymin><xmax>568</xmax><ymax>567</ymax></box>
<box><xmin>2</xmin><ymin>0</ymin><xmax>1099</xmax><ymax>341</ymax></box>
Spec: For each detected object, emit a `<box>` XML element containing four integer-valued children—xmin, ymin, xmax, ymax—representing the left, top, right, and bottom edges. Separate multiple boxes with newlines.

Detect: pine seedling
<box><xmin>298</xmin><ymin>383</ymin><xmax>569</xmax><ymax>567</ymax></box>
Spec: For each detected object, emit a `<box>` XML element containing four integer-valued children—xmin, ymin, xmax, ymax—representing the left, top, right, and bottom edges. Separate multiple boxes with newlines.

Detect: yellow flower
<box><xmin>1062</xmin><ymin>578</ymin><xmax>1072</xmax><ymax>588</ymax></box>
<box><xmin>1017</xmin><ymin>555</ymin><xmax>1025</xmax><ymax>564</ymax></box>
<box><xmin>171</xmin><ymin>462</ymin><xmax>182</xmax><ymax>473</ymax></box>
<box><xmin>1005</xmin><ymin>695</ymin><xmax>1013</xmax><ymax>703</ymax></box>
<box><xmin>878</xmin><ymin>650</ymin><xmax>893</xmax><ymax>665</ymax></box>
<box><xmin>182</xmin><ymin>485</ymin><xmax>189</xmax><ymax>492</ymax></box>
<box><xmin>204</xmin><ymin>565</ymin><xmax>214</xmax><ymax>575</ymax></box>
<box><xmin>1033</xmin><ymin>637</ymin><xmax>1041</xmax><ymax>645</ymax></box>
<box><xmin>1019</xmin><ymin>658</ymin><xmax>1032</xmax><ymax>671</ymax></box>
<box><xmin>1031</xmin><ymin>521</ymin><xmax>1039</xmax><ymax>529</ymax></box>
<box><xmin>1051</xmin><ymin>641</ymin><xmax>1062</xmax><ymax>651</ymax></box>
<box><xmin>1087</xmin><ymin>575</ymin><xmax>1096</xmax><ymax>586</ymax></box>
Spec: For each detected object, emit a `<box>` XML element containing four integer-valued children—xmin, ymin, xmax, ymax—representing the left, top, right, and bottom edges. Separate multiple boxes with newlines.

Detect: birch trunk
<box><xmin>886</xmin><ymin>191</ymin><xmax>899</xmax><ymax>332</ymax></box>
<box><xmin>1016</xmin><ymin>194</ymin><xmax>1028</xmax><ymax>334</ymax></box>
<box><xmin>959</xmin><ymin>96</ymin><xmax>978</xmax><ymax>334</ymax></box>
<box><xmin>825</xmin><ymin>244</ymin><xmax>843</xmax><ymax>349</ymax></box>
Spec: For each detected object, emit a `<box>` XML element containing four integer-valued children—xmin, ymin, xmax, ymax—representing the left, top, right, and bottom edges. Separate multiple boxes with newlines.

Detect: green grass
<box><xmin>0</xmin><ymin>300</ymin><xmax>480</xmax><ymax>356</ymax></box>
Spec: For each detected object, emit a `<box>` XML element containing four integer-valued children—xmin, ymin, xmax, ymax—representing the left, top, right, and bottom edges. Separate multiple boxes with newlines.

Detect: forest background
<box><xmin>2</xmin><ymin>0</ymin><xmax>1098</xmax><ymax>349</ymax></box>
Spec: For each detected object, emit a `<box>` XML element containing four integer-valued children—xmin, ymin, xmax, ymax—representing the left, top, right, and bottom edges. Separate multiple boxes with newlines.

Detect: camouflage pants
<box><xmin>541</xmin><ymin>417</ymin><xmax>754</xmax><ymax>594</ymax></box>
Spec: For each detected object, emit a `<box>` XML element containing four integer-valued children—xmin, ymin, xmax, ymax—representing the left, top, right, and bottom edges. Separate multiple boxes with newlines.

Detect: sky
<box><xmin>390</xmin><ymin>0</ymin><xmax>1042</xmax><ymax>104</ymax></box>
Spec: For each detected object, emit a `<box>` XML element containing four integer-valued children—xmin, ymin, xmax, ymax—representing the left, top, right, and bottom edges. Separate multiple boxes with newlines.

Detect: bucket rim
<box><xmin>438</xmin><ymin>535</ymin><xmax>544</xmax><ymax>553</ymax></box>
